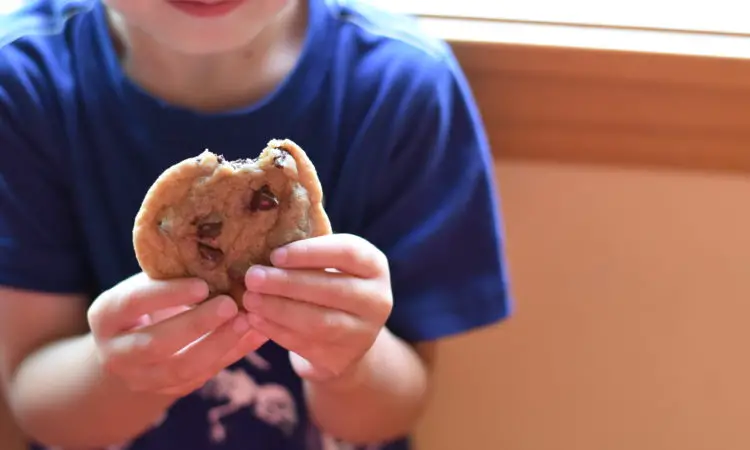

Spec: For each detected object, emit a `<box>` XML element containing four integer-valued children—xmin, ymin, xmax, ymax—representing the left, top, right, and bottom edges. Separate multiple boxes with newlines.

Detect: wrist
<box><xmin>88</xmin><ymin>334</ymin><xmax>181</xmax><ymax>409</ymax></box>
<box><xmin>10</xmin><ymin>333</ymin><xmax>177</xmax><ymax>448</ymax></box>
<box><xmin>306</xmin><ymin>328</ymin><xmax>394</xmax><ymax>394</ymax></box>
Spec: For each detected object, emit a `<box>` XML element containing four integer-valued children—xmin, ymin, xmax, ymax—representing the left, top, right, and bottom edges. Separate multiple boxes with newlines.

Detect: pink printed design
<box><xmin>305</xmin><ymin>421</ymin><xmax>383</xmax><ymax>450</ymax></box>
<box><xmin>44</xmin><ymin>352</ymin><xmax>382</xmax><ymax>450</ymax></box>
<box><xmin>198</xmin><ymin>352</ymin><xmax>298</xmax><ymax>443</ymax></box>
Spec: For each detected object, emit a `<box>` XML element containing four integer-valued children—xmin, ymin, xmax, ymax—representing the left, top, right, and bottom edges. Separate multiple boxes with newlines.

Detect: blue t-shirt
<box><xmin>0</xmin><ymin>0</ymin><xmax>511</xmax><ymax>449</ymax></box>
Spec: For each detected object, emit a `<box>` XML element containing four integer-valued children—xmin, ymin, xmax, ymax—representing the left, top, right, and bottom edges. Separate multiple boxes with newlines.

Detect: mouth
<box><xmin>167</xmin><ymin>0</ymin><xmax>245</xmax><ymax>18</ymax></box>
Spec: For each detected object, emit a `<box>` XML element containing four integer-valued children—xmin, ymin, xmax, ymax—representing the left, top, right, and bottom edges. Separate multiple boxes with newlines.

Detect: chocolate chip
<box><xmin>249</xmin><ymin>185</ymin><xmax>279</xmax><ymax>212</ymax></box>
<box><xmin>217</xmin><ymin>154</ymin><xmax>226</xmax><ymax>163</ymax></box>
<box><xmin>273</xmin><ymin>151</ymin><xmax>289</xmax><ymax>168</ymax></box>
<box><xmin>198</xmin><ymin>243</ymin><xmax>224</xmax><ymax>264</ymax></box>
<box><xmin>197</xmin><ymin>221</ymin><xmax>223</xmax><ymax>239</ymax></box>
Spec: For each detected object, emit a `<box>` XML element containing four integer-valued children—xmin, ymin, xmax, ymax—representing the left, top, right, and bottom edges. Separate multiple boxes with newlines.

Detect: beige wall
<box><xmin>415</xmin><ymin>160</ymin><xmax>750</xmax><ymax>450</ymax></box>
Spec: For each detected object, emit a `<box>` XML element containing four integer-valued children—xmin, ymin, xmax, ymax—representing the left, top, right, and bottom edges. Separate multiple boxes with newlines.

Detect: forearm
<box><xmin>7</xmin><ymin>333</ymin><xmax>175</xmax><ymax>448</ymax></box>
<box><xmin>304</xmin><ymin>329</ymin><xmax>431</xmax><ymax>444</ymax></box>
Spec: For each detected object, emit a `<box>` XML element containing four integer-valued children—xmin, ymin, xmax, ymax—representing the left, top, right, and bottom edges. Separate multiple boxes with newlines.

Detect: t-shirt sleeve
<box><xmin>358</xmin><ymin>55</ymin><xmax>512</xmax><ymax>343</ymax></box>
<box><xmin>0</xmin><ymin>61</ymin><xmax>89</xmax><ymax>294</ymax></box>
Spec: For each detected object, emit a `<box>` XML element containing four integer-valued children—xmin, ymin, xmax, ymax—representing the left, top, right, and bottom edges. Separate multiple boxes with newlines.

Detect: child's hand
<box><xmin>87</xmin><ymin>273</ymin><xmax>267</xmax><ymax>397</ymax></box>
<box><xmin>242</xmin><ymin>234</ymin><xmax>393</xmax><ymax>383</ymax></box>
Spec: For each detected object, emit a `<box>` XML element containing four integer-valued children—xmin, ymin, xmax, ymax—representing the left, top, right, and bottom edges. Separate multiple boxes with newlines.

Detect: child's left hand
<box><xmin>242</xmin><ymin>233</ymin><xmax>393</xmax><ymax>383</ymax></box>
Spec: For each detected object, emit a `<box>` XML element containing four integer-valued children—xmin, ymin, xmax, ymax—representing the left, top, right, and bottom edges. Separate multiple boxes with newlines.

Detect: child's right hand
<box><xmin>87</xmin><ymin>272</ymin><xmax>266</xmax><ymax>397</ymax></box>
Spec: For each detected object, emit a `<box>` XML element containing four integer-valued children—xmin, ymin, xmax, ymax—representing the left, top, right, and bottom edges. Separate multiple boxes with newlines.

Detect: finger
<box><xmin>106</xmin><ymin>295</ymin><xmax>238</xmax><ymax>365</ymax></box>
<box><xmin>289</xmin><ymin>351</ymin><xmax>337</xmax><ymax>382</ymax></box>
<box><xmin>269</xmin><ymin>234</ymin><xmax>387</xmax><ymax>279</ymax></box>
<box><xmin>245</xmin><ymin>266</ymin><xmax>389</xmax><ymax>319</ymax></box>
<box><xmin>149</xmin><ymin>305</ymin><xmax>191</xmax><ymax>324</ymax></box>
<box><xmin>154</xmin><ymin>377</ymin><xmax>209</xmax><ymax>398</ymax></box>
<box><xmin>246</xmin><ymin>313</ymin><xmax>308</xmax><ymax>356</ymax></box>
<box><xmin>131</xmin><ymin>313</ymin><xmax>256</xmax><ymax>392</ymax></box>
<box><xmin>245</xmin><ymin>314</ymin><xmax>340</xmax><ymax>378</ymax></box>
<box><xmin>214</xmin><ymin>325</ymin><xmax>270</xmax><ymax>368</ymax></box>
<box><xmin>91</xmin><ymin>272</ymin><xmax>209</xmax><ymax>338</ymax></box>
<box><xmin>154</xmin><ymin>328</ymin><xmax>269</xmax><ymax>397</ymax></box>
<box><xmin>243</xmin><ymin>292</ymin><xmax>359</xmax><ymax>343</ymax></box>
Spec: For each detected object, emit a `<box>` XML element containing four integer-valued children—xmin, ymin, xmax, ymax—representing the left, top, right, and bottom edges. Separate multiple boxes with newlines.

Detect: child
<box><xmin>0</xmin><ymin>0</ymin><xmax>511</xmax><ymax>449</ymax></box>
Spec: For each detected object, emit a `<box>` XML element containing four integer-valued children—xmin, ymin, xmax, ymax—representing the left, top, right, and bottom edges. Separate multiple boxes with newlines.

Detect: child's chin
<box><xmin>162</xmin><ymin>28</ymin><xmax>265</xmax><ymax>55</ymax></box>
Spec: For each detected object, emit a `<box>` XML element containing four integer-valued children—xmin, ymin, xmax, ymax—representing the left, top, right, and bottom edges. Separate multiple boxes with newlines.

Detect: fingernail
<box><xmin>216</xmin><ymin>298</ymin><xmax>238</xmax><ymax>319</ymax></box>
<box><xmin>192</xmin><ymin>280</ymin><xmax>209</xmax><ymax>298</ymax></box>
<box><xmin>270</xmin><ymin>248</ymin><xmax>288</xmax><ymax>266</ymax></box>
<box><xmin>233</xmin><ymin>315</ymin><xmax>250</xmax><ymax>334</ymax></box>
<box><xmin>243</xmin><ymin>292</ymin><xmax>262</xmax><ymax>310</ymax></box>
<box><xmin>245</xmin><ymin>266</ymin><xmax>267</xmax><ymax>288</ymax></box>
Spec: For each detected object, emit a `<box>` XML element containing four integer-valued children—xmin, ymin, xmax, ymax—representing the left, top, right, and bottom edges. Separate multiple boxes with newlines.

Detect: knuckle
<box><xmin>373</xmin><ymin>248</ymin><xmax>389</xmax><ymax>272</ymax></box>
<box><xmin>313</xmin><ymin>312</ymin><xmax>334</xmax><ymax>336</ymax></box>
<box><xmin>343</xmin><ymin>236</ymin><xmax>388</xmax><ymax>276</ymax></box>
<box><xmin>364</xmin><ymin>246</ymin><xmax>388</xmax><ymax>277</ymax></box>
<box><xmin>92</xmin><ymin>273</ymin><xmax>151</xmax><ymax>331</ymax></box>
<box><xmin>369</xmin><ymin>291</ymin><xmax>393</xmax><ymax>322</ymax></box>
<box><xmin>380</xmin><ymin>298</ymin><xmax>394</xmax><ymax>320</ymax></box>
<box><xmin>123</xmin><ymin>288</ymin><xmax>148</xmax><ymax>315</ymax></box>
<box><xmin>321</xmin><ymin>314</ymin><xmax>345</xmax><ymax>341</ymax></box>
<box><xmin>273</xmin><ymin>267</ymin><xmax>293</xmax><ymax>286</ymax></box>
<box><xmin>329</xmin><ymin>278</ymin><xmax>360</xmax><ymax>309</ymax></box>
<box><xmin>341</xmin><ymin>244</ymin><xmax>362</xmax><ymax>268</ymax></box>
<box><xmin>86</xmin><ymin>301</ymin><xmax>104</xmax><ymax>331</ymax></box>
<box><xmin>88</xmin><ymin>288</ymin><xmax>119</xmax><ymax>333</ymax></box>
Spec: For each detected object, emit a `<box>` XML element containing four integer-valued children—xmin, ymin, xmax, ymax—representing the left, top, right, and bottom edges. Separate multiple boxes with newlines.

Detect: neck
<box><xmin>107</xmin><ymin>1</ymin><xmax>307</xmax><ymax>113</ymax></box>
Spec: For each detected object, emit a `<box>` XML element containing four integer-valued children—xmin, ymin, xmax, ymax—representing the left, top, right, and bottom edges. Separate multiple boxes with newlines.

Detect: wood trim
<box><xmin>448</xmin><ymin>35</ymin><xmax>750</xmax><ymax>173</ymax></box>
<box><xmin>376</xmin><ymin>1</ymin><xmax>750</xmax><ymax>37</ymax></box>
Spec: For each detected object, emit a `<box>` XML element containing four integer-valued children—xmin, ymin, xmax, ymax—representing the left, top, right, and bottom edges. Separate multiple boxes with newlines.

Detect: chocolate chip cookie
<box><xmin>132</xmin><ymin>139</ymin><xmax>332</xmax><ymax>304</ymax></box>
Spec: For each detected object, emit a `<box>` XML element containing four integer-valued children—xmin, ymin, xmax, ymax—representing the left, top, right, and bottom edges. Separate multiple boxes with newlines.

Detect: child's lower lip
<box><xmin>168</xmin><ymin>0</ymin><xmax>244</xmax><ymax>18</ymax></box>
